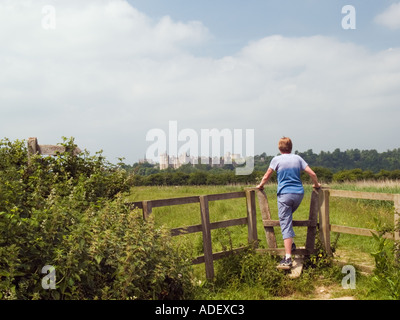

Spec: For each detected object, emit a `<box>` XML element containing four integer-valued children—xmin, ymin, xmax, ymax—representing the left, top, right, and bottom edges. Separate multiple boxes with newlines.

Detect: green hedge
<box><xmin>0</xmin><ymin>138</ymin><xmax>193</xmax><ymax>300</ymax></box>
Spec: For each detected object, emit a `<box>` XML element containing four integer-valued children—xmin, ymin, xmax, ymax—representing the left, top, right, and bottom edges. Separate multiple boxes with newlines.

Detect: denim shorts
<box><xmin>277</xmin><ymin>193</ymin><xmax>304</xmax><ymax>239</ymax></box>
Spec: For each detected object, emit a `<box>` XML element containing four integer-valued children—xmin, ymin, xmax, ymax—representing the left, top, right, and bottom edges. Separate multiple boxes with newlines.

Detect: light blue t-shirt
<box><xmin>269</xmin><ymin>154</ymin><xmax>308</xmax><ymax>195</ymax></box>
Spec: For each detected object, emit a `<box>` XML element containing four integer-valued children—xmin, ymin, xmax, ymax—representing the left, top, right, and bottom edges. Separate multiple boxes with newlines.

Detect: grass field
<box><xmin>125</xmin><ymin>181</ymin><xmax>400</xmax><ymax>300</ymax></box>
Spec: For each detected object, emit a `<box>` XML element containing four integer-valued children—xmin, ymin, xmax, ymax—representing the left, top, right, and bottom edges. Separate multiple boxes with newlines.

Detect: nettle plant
<box><xmin>0</xmin><ymin>137</ymin><xmax>194</xmax><ymax>300</ymax></box>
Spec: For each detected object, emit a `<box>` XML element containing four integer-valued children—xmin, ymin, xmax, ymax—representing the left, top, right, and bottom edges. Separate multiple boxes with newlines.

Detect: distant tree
<box><xmin>206</xmin><ymin>174</ymin><xmax>226</xmax><ymax>185</ymax></box>
<box><xmin>389</xmin><ymin>170</ymin><xmax>400</xmax><ymax>180</ymax></box>
<box><xmin>333</xmin><ymin>169</ymin><xmax>365</xmax><ymax>182</ymax></box>
<box><xmin>306</xmin><ymin>167</ymin><xmax>333</xmax><ymax>183</ymax></box>
<box><xmin>188</xmin><ymin>172</ymin><xmax>208</xmax><ymax>185</ymax></box>
<box><xmin>171</xmin><ymin>172</ymin><xmax>190</xmax><ymax>185</ymax></box>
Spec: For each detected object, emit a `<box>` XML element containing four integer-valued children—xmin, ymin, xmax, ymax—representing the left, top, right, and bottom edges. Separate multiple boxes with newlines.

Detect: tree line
<box><xmin>295</xmin><ymin>148</ymin><xmax>400</xmax><ymax>172</ymax></box>
<box><xmin>129</xmin><ymin>167</ymin><xmax>400</xmax><ymax>186</ymax></box>
<box><xmin>127</xmin><ymin>147</ymin><xmax>400</xmax><ymax>185</ymax></box>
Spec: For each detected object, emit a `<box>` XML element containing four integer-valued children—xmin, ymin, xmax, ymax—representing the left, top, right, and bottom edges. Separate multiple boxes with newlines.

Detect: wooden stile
<box><xmin>125</xmin><ymin>187</ymin><xmax>400</xmax><ymax>279</ymax></box>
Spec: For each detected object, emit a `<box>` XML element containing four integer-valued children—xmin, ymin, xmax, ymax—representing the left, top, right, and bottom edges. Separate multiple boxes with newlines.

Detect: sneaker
<box><xmin>278</xmin><ymin>257</ymin><xmax>293</xmax><ymax>269</ymax></box>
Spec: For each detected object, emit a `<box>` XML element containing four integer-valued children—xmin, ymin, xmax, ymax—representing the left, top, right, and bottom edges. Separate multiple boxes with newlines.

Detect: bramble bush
<box><xmin>0</xmin><ymin>138</ymin><xmax>194</xmax><ymax>300</ymax></box>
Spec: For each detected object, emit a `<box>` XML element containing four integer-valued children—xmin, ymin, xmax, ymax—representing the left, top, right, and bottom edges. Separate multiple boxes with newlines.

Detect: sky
<box><xmin>1</xmin><ymin>0</ymin><xmax>400</xmax><ymax>165</ymax></box>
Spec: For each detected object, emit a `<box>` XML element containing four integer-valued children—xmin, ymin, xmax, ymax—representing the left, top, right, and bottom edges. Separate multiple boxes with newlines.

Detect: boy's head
<box><xmin>278</xmin><ymin>137</ymin><xmax>292</xmax><ymax>153</ymax></box>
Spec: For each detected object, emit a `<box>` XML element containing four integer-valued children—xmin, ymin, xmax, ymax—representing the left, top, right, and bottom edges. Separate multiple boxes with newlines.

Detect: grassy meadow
<box><xmin>125</xmin><ymin>181</ymin><xmax>400</xmax><ymax>300</ymax></box>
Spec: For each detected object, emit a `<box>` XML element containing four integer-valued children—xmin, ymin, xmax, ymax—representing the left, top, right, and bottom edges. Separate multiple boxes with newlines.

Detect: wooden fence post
<box><xmin>305</xmin><ymin>188</ymin><xmax>319</xmax><ymax>254</ymax></box>
<box><xmin>27</xmin><ymin>137</ymin><xmax>39</xmax><ymax>164</ymax></box>
<box><xmin>245</xmin><ymin>189</ymin><xmax>258</xmax><ymax>248</ymax></box>
<box><xmin>142</xmin><ymin>200</ymin><xmax>152</xmax><ymax>220</ymax></box>
<box><xmin>199</xmin><ymin>195</ymin><xmax>214</xmax><ymax>280</ymax></box>
<box><xmin>255</xmin><ymin>189</ymin><xmax>277</xmax><ymax>248</ymax></box>
<box><xmin>318</xmin><ymin>188</ymin><xmax>332</xmax><ymax>256</ymax></box>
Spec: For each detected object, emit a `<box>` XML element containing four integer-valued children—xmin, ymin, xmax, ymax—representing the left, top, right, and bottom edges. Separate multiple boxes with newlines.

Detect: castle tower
<box><xmin>159</xmin><ymin>152</ymin><xmax>169</xmax><ymax>170</ymax></box>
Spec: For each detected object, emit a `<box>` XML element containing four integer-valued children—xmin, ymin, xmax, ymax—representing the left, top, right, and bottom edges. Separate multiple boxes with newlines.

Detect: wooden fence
<box><xmin>129</xmin><ymin>190</ymin><xmax>255</xmax><ymax>279</ymax></box>
<box><xmin>318</xmin><ymin>188</ymin><xmax>400</xmax><ymax>256</ymax></box>
<box><xmin>127</xmin><ymin>188</ymin><xmax>320</xmax><ymax>280</ymax></box>
<box><xmin>127</xmin><ymin>187</ymin><xmax>400</xmax><ymax>279</ymax></box>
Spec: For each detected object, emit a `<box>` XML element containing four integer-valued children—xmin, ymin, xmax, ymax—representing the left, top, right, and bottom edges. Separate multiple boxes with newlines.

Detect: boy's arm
<box><xmin>304</xmin><ymin>166</ymin><xmax>321</xmax><ymax>188</ymax></box>
<box><xmin>256</xmin><ymin>167</ymin><xmax>274</xmax><ymax>190</ymax></box>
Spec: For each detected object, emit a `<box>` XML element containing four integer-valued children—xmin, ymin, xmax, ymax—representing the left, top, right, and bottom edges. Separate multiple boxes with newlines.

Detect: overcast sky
<box><xmin>1</xmin><ymin>0</ymin><xmax>400</xmax><ymax>164</ymax></box>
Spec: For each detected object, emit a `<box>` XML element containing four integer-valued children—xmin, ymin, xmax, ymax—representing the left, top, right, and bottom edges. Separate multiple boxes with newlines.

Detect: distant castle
<box><xmin>158</xmin><ymin>152</ymin><xmax>243</xmax><ymax>170</ymax></box>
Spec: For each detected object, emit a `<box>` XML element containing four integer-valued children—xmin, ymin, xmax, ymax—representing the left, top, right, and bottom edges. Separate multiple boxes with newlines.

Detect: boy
<box><xmin>256</xmin><ymin>137</ymin><xmax>321</xmax><ymax>268</ymax></box>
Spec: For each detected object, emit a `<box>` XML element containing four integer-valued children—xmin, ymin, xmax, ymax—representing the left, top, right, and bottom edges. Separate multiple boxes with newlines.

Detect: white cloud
<box><xmin>1</xmin><ymin>0</ymin><xmax>400</xmax><ymax>162</ymax></box>
<box><xmin>375</xmin><ymin>2</ymin><xmax>400</xmax><ymax>30</ymax></box>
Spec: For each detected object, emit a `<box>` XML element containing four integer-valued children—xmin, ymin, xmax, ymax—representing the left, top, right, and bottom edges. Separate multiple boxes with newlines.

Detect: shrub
<box><xmin>369</xmin><ymin>221</ymin><xmax>400</xmax><ymax>300</ymax></box>
<box><xmin>213</xmin><ymin>248</ymin><xmax>314</xmax><ymax>297</ymax></box>
<box><xmin>0</xmin><ymin>138</ymin><xmax>193</xmax><ymax>300</ymax></box>
<box><xmin>51</xmin><ymin>197</ymin><xmax>194</xmax><ymax>300</ymax></box>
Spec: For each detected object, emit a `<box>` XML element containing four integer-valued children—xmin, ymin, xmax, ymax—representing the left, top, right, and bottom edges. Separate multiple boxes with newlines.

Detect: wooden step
<box><xmin>276</xmin><ymin>257</ymin><xmax>304</xmax><ymax>279</ymax></box>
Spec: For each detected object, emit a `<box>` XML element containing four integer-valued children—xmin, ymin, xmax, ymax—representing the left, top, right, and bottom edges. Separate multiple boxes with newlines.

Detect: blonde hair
<box><xmin>278</xmin><ymin>137</ymin><xmax>292</xmax><ymax>153</ymax></box>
